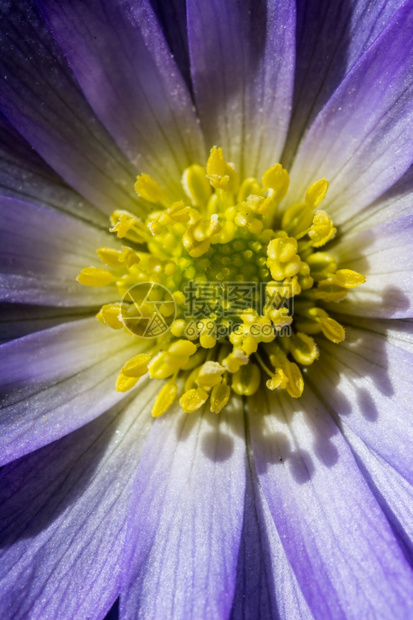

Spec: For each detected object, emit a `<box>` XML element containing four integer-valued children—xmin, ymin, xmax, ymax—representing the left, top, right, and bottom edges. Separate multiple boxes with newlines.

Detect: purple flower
<box><xmin>1</xmin><ymin>0</ymin><xmax>413</xmax><ymax>618</ymax></box>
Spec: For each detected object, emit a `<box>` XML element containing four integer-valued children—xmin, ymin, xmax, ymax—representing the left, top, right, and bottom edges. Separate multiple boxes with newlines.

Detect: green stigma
<box><xmin>77</xmin><ymin>146</ymin><xmax>365</xmax><ymax>417</ymax></box>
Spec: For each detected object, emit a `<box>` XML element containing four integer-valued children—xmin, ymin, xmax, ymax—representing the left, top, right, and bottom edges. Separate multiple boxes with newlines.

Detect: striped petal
<box><xmin>38</xmin><ymin>0</ymin><xmax>205</xmax><ymax>198</ymax></box>
<box><xmin>0</xmin><ymin>389</ymin><xmax>154</xmax><ymax>619</ymax></box>
<box><xmin>0</xmin><ymin>318</ymin><xmax>137</xmax><ymax>464</ymax></box>
<box><xmin>289</xmin><ymin>3</ymin><xmax>413</xmax><ymax>220</ymax></box>
<box><xmin>249</xmin><ymin>388</ymin><xmax>413</xmax><ymax>618</ymax></box>
<box><xmin>187</xmin><ymin>0</ymin><xmax>295</xmax><ymax>177</ymax></box>
<box><xmin>0</xmin><ymin>1</ymin><xmax>140</xmax><ymax>213</ymax></box>
<box><xmin>283</xmin><ymin>0</ymin><xmax>406</xmax><ymax>166</ymax></box>
<box><xmin>0</xmin><ymin>197</ymin><xmax>117</xmax><ymax>306</ymax></box>
<box><xmin>121</xmin><ymin>403</ymin><xmax>246</xmax><ymax>619</ymax></box>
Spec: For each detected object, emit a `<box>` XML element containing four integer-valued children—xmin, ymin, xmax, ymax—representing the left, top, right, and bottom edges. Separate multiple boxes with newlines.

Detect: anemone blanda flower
<box><xmin>1</xmin><ymin>0</ymin><xmax>413</xmax><ymax>618</ymax></box>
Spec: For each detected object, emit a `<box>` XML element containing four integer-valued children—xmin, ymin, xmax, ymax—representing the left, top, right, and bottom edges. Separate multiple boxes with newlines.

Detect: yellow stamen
<box><xmin>267</xmin><ymin>236</ymin><xmax>302</xmax><ymax>280</ymax></box>
<box><xmin>305</xmin><ymin>178</ymin><xmax>329</xmax><ymax>208</ymax></box>
<box><xmin>76</xmin><ymin>267</ymin><xmax>117</xmax><ymax>287</ymax></box>
<box><xmin>77</xmin><ymin>146</ymin><xmax>365</xmax><ymax>416</ymax></box>
<box><xmin>262</xmin><ymin>163</ymin><xmax>290</xmax><ymax>202</ymax></box>
<box><xmin>210</xmin><ymin>382</ymin><xmax>231</xmax><ymax>413</ymax></box>
<box><xmin>135</xmin><ymin>173</ymin><xmax>166</xmax><ymax>204</ymax></box>
<box><xmin>182</xmin><ymin>164</ymin><xmax>212</xmax><ymax>206</ymax></box>
<box><xmin>152</xmin><ymin>381</ymin><xmax>178</xmax><ymax>417</ymax></box>
<box><xmin>180</xmin><ymin>388</ymin><xmax>209</xmax><ymax>413</ymax></box>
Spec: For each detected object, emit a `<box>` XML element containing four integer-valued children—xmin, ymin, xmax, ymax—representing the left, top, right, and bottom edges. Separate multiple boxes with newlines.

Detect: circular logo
<box><xmin>120</xmin><ymin>282</ymin><xmax>176</xmax><ymax>338</ymax></box>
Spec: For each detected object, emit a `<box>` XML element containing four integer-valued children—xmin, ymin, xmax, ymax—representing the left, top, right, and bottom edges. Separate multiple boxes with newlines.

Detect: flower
<box><xmin>1</xmin><ymin>0</ymin><xmax>413</xmax><ymax>618</ymax></box>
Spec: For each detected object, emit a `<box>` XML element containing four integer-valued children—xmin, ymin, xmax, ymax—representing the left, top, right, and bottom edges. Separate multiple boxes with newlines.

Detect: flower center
<box><xmin>77</xmin><ymin>147</ymin><xmax>365</xmax><ymax>417</ymax></box>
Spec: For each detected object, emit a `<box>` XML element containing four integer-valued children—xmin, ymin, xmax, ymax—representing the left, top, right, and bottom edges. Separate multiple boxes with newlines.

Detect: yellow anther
<box><xmin>97</xmin><ymin>246</ymin><xmax>140</xmax><ymax>269</ymax></box>
<box><xmin>267</xmin><ymin>344</ymin><xmax>304</xmax><ymax>398</ymax></box>
<box><xmin>116</xmin><ymin>373</ymin><xmax>140</xmax><ymax>392</ymax></box>
<box><xmin>262</xmin><ymin>163</ymin><xmax>290</xmax><ymax>202</ymax></box>
<box><xmin>234</xmin><ymin>206</ymin><xmax>264</xmax><ymax>234</ymax></box>
<box><xmin>297</xmin><ymin>262</ymin><xmax>314</xmax><ymax>291</ymax></box>
<box><xmin>314</xmin><ymin>270</ymin><xmax>365</xmax><ymax>302</ymax></box>
<box><xmin>181</xmin><ymin>348</ymin><xmax>206</xmax><ymax>370</ymax></box>
<box><xmin>266</xmin><ymin>368</ymin><xmax>288</xmax><ymax>391</ymax></box>
<box><xmin>308</xmin><ymin>210</ymin><xmax>336</xmax><ymax>247</ymax></box>
<box><xmin>97</xmin><ymin>303</ymin><xmax>124</xmax><ymax>329</ymax></box>
<box><xmin>264</xmin><ymin>307</ymin><xmax>293</xmax><ymax>329</ymax></box>
<box><xmin>148</xmin><ymin>201</ymin><xmax>191</xmax><ymax>235</ymax></box>
<box><xmin>170</xmin><ymin>319</ymin><xmax>187</xmax><ymax>337</ymax></box>
<box><xmin>232</xmin><ymin>363</ymin><xmax>261</xmax><ymax>396</ymax></box>
<box><xmin>222</xmin><ymin>348</ymin><xmax>249</xmax><ymax>373</ymax></box>
<box><xmin>213</xmin><ymin>219</ymin><xmax>237</xmax><ymax>244</ymax></box>
<box><xmin>150</xmin><ymin>340</ymin><xmax>197</xmax><ymax>379</ymax></box>
<box><xmin>237</xmin><ymin>178</ymin><xmax>262</xmax><ymax>203</ymax></box>
<box><xmin>306</xmin><ymin>252</ymin><xmax>337</xmax><ymax>278</ymax></box>
<box><xmin>210</xmin><ymin>382</ymin><xmax>231</xmax><ymax>413</ymax></box>
<box><xmin>197</xmin><ymin>319</ymin><xmax>217</xmax><ymax>349</ymax></box>
<box><xmin>110</xmin><ymin>210</ymin><xmax>149</xmax><ymax>243</ymax></box>
<box><xmin>135</xmin><ymin>173</ymin><xmax>166</xmax><ymax>204</ymax></box>
<box><xmin>281</xmin><ymin>202</ymin><xmax>314</xmax><ymax>237</ymax></box>
<box><xmin>331</xmin><ymin>269</ymin><xmax>366</xmax><ymax>288</ymax></box>
<box><xmin>76</xmin><ymin>267</ymin><xmax>117</xmax><ymax>287</ymax></box>
<box><xmin>179</xmin><ymin>387</ymin><xmax>209</xmax><ymax>413</ymax></box>
<box><xmin>283</xmin><ymin>361</ymin><xmax>304</xmax><ymax>398</ymax></box>
<box><xmin>290</xmin><ymin>333</ymin><xmax>319</xmax><ymax>365</ymax></box>
<box><xmin>312</xmin><ymin>283</ymin><xmax>348</xmax><ymax>303</ymax></box>
<box><xmin>200</xmin><ymin>333</ymin><xmax>217</xmax><ymax>349</ymax></box>
<box><xmin>182</xmin><ymin>164</ymin><xmax>212</xmax><ymax>206</ymax></box>
<box><xmin>120</xmin><ymin>353</ymin><xmax>152</xmax><ymax>378</ymax></box>
<box><xmin>319</xmin><ymin>317</ymin><xmax>345</xmax><ymax>343</ymax></box>
<box><xmin>267</xmin><ymin>236</ymin><xmax>301</xmax><ymax>280</ymax></box>
<box><xmin>168</xmin><ymin>339</ymin><xmax>197</xmax><ymax>358</ymax></box>
<box><xmin>196</xmin><ymin>361</ymin><xmax>226</xmax><ymax>388</ymax></box>
<box><xmin>206</xmin><ymin>146</ymin><xmax>230</xmax><ymax>190</ymax></box>
<box><xmin>245</xmin><ymin>194</ymin><xmax>266</xmax><ymax>214</ymax></box>
<box><xmin>152</xmin><ymin>381</ymin><xmax>178</xmax><ymax>417</ymax></box>
<box><xmin>149</xmin><ymin>354</ymin><xmax>176</xmax><ymax>379</ymax></box>
<box><xmin>173</xmin><ymin>291</ymin><xmax>186</xmax><ymax>306</ymax></box>
<box><xmin>183</xmin><ymin>214</ymin><xmax>222</xmax><ymax>257</ymax></box>
<box><xmin>294</xmin><ymin>307</ymin><xmax>345</xmax><ymax>343</ymax></box>
<box><xmin>242</xmin><ymin>335</ymin><xmax>259</xmax><ymax>355</ymax></box>
<box><xmin>305</xmin><ymin>178</ymin><xmax>329</xmax><ymax>208</ymax></box>
<box><xmin>266</xmin><ymin>277</ymin><xmax>300</xmax><ymax>300</ymax></box>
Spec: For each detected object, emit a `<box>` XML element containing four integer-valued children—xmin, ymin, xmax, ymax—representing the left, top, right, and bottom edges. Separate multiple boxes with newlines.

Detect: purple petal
<box><xmin>339</xmin><ymin>423</ymin><xmax>413</xmax><ymax>564</ymax></box>
<box><xmin>0</xmin><ymin>197</ymin><xmax>117</xmax><ymax>306</ymax></box>
<box><xmin>340</xmin><ymin>166</ymin><xmax>413</xmax><ymax>234</ymax></box>
<box><xmin>187</xmin><ymin>0</ymin><xmax>295</xmax><ymax>177</ymax></box>
<box><xmin>333</xmin><ymin>315</ymin><xmax>413</xmax><ymax>352</ymax></box>
<box><xmin>0</xmin><ymin>111</ymin><xmax>106</xmax><ymax>227</ymax></box>
<box><xmin>38</xmin><ymin>0</ymin><xmax>205</xmax><ymax>197</ymax></box>
<box><xmin>0</xmin><ymin>318</ymin><xmax>138</xmax><ymax>464</ymax></box>
<box><xmin>313</xmin><ymin>324</ymin><xmax>413</xmax><ymax>486</ymax></box>
<box><xmin>283</xmin><ymin>0</ymin><xmax>406</xmax><ymax>166</ymax></box>
<box><xmin>328</xmin><ymin>214</ymin><xmax>413</xmax><ymax>318</ymax></box>
<box><xmin>289</xmin><ymin>3</ymin><xmax>413</xmax><ymax>219</ymax></box>
<box><xmin>249</xmin><ymin>388</ymin><xmax>413</xmax><ymax>618</ymax></box>
<box><xmin>0</xmin><ymin>1</ymin><xmax>141</xmax><ymax>213</ymax></box>
<box><xmin>149</xmin><ymin>0</ymin><xmax>190</xmax><ymax>88</ymax></box>
<box><xmin>231</xmin><ymin>459</ymin><xmax>312</xmax><ymax>620</ymax></box>
<box><xmin>121</xmin><ymin>404</ymin><xmax>246</xmax><ymax>619</ymax></box>
<box><xmin>0</xmin><ymin>390</ymin><xmax>154</xmax><ymax>619</ymax></box>
<box><xmin>340</xmin><ymin>164</ymin><xmax>413</xmax><ymax>234</ymax></box>
<box><xmin>0</xmin><ymin>304</ymin><xmax>91</xmax><ymax>344</ymax></box>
